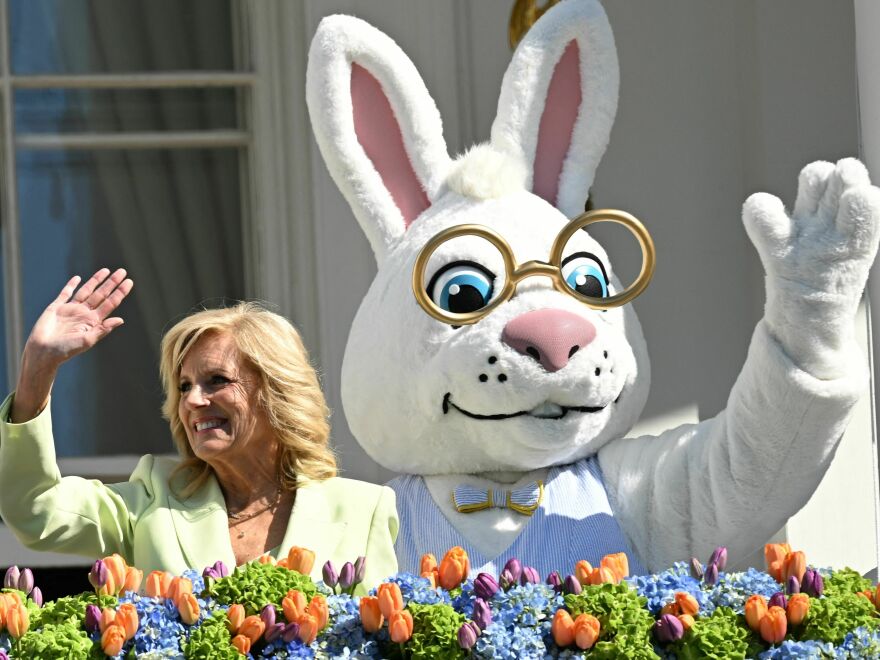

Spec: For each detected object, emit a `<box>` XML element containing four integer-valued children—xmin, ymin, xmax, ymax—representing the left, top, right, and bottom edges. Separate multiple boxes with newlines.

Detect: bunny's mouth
<box><xmin>442</xmin><ymin>393</ymin><xmax>608</xmax><ymax>420</ymax></box>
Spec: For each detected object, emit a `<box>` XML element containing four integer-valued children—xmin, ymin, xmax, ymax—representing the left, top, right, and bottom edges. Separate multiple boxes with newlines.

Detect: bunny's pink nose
<box><xmin>502</xmin><ymin>309</ymin><xmax>596</xmax><ymax>373</ymax></box>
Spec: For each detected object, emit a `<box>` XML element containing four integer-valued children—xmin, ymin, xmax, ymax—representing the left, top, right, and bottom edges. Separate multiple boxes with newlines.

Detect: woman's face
<box><xmin>177</xmin><ymin>332</ymin><xmax>274</xmax><ymax>466</ymax></box>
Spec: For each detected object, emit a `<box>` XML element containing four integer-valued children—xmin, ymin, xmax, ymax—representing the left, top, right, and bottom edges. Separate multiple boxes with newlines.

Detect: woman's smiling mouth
<box><xmin>441</xmin><ymin>393</ymin><xmax>610</xmax><ymax>420</ymax></box>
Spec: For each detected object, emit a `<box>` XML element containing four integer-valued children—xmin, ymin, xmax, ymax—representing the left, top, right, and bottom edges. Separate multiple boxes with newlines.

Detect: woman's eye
<box><xmin>210</xmin><ymin>375</ymin><xmax>230</xmax><ymax>386</ymax></box>
<box><xmin>561</xmin><ymin>253</ymin><xmax>609</xmax><ymax>298</ymax></box>
<box><xmin>178</xmin><ymin>382</ymin><xmax>191</xmax><ymax>393</ymax></box>
<box><xmin>426</xmin><ymin>261</ymin><xmax>495</xmax><ymax>314</ymax></box>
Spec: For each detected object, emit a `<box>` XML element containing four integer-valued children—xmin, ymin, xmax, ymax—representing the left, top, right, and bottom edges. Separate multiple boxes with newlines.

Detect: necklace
<box><xmin>227</xmin><ymin>487</ymin><xmax>284</xmax><ymax>539</ymax></box>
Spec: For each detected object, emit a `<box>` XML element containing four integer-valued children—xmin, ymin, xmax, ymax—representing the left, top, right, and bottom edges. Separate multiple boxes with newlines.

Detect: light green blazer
<box><xmin>0</xmin><ymin>395</ymin><xmax>398</xmax><ymax>591</ymax></box>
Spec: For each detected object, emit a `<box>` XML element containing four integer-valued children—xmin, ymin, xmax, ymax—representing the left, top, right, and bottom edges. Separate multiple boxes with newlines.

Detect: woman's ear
<box><xmin>490</xmin><ymin>0</ymin><xmax>619</xmax><ymax>219</ymax></box>
<box><xmin>307</xmin><ymin>14</ymin><xmax>452</xmax><ymax>264</ymax></box>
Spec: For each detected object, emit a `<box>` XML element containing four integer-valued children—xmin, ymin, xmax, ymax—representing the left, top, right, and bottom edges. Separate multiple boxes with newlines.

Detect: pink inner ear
<box><xmin>532</xmin><ymin>41</ymin><xmax>582</xmax><ymax>207</ymax></box>
<box><xmin>351</xmin><ymin>64</ymin><xmax>430</xmax><ymax>228</ymax></box>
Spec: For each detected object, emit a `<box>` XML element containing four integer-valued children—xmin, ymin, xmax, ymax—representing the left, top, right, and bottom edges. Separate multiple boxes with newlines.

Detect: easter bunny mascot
<box><xmin>306</xmin><ymin>0</ymin><xmax>880</xmax><ymax>577</ymax></box>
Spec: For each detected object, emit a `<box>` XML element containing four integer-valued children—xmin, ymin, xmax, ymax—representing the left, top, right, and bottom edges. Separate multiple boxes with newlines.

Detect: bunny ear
<box><xmin>307</xmin><ymin>15</ymin><xmax>452</xmax><ymax>263</ymax></box>
<box><xmin>490</xmin><ymin>0</ymin><xmax>619</xmax><ymax>217</ymax></box>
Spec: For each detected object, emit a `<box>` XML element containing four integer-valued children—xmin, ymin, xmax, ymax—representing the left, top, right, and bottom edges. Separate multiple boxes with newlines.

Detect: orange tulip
<box><xmin>258</xmin><ymin>554</ymin><xmax>276</xmax><ymax>566</ymax></box>
<box><xmin>282</xmin><ymin>590</ymin><xmax>308</xmax><ymax>622</ymax></box>
<box><xmin>145</xmin><ymin>570</ymin><xmax>173</xmax><ymax>598</ymax></box>
<box><xmin>377</xmin><ymin>582</ymin><xmax>404</xmax><ymax>620</ymax></box>
<box><xmin>875</xmin><ymin>585</ymin><xmax>880</xmax><ymax>610</ymax></box>
<box><xmin>122</xmin><ymin>567</ymin><xmax>143</xmax><ymax>594</ymax></box>
<box><xmin>745</xmin><ymin>595</ymin><xmax>768</xmax><ymax>632</ymax></box>
<box><xmin>116</xmin><ymin>603</ymin><xmax>139</xmax><ymax>640</ymax></box>
<box><xmin>601</xmin><ymin>553</ymin><xmax>629</xmax><ymax>582</ymax></box>
<box><xmin>422</xmin><ymin>571</ymin><xmax>438</xmax><ymax>589</ymax></box>
<box><xmin>782</xmin><ymin>552</ymin><xmax>806</xmax><ymax>585</ymax></box>
<box><xmin>277</xmin><ymin>558</ymin><xmax>289</xmax><ymax>569</ymax></box>
<box><xmin>231</xmin><ymin>634</ymin><xmax>251</xmax><ymax>655</ymax></box>
<box><xmin>4</xmin><ymin>592</ymin><xmax>22</xmax><ymax>608</ymax></box>
<box><xmin>359</xmin><ymin>596</ymin><xmax>384</xmax><ymax>633</ymax></box>
<box><xmin>760</xmin><ymin>606</ymin><xmax>787</xmax><ymax>644</ymax></box>
<box><xmin>660</xmin><ymin>602</ymin><xmax>680</xmax><ymax>617</ymax></box>
<box><xmin>239</xmin><ymin>615</ymin><xmax>266</xmax><ymax>644</ymax></box>
<box><xmin>573</xmin><ymin>613</ymin><xmax>600</xmax><ymax>650</ymax></box>
<box><xmin>103</xmin><ymin>554</ymin><xmax>127</xmax><ymax>594</ymax></box>
<box><xmin>678</xmin><ymin>614</ymin><xmax>696</xmax><ymax>631</ymax></box>
<box><xmin>389</xmin><ymin>609</ymin><xmax>414</xmax><ymax>643</ymax></box>
<box><xmin>6</xmin><ymin>603</ymin><xmax>28</xmax><ymax>639</ymax></box>
<box><xmin>589</xmin><ymin>566</ymin><xmax>617</xmax><ymax>585</ymax></box>
<box><xmin>226</xmin><ymin>603</ymin><xmax>246</xmax><ymax>634</ymax></box>
<box><xmin>420</xmin><ymin>553</ymin><xmax>438</xmax><ymax>575</ymax></box>
<box><xmin>674</xmin><ymin>592</ymin><xmax>699</xmax><ymax>617</ymax></box>
<box><xmin>574</xmin><ymin>560</ymin><xmax>593</xmax><ymax>586</ymax></box>
<box><xmin>166</xmin><ymin>577</ymin><xmax>193</xmax><ymax>605</ymax></box>
<box><xmin>309</xmin><ymin>595</ymin><xmax>329</xmax><ymax>629</ymax></box>
<box><xmin>298</xmin><ymin>613</ymin><xmax>320</xmax><ymax>644</ymax></box>
<box><xmin>177</xmin><ymin>592</ymin><xmax>201</xmax><ymax>626</ymax></box>
<box><xmin>551</xmin><ymin>609</ymin><xmax>575</xmax><ymax>647</ymax></box>
<box><xmin>438</xmin><ymin>547</ymin><xmax>470</xmax><ymax>590</ymax></box>
<box><xmin>100</xmin><ymin>607</ymin><xmax>117</xmax><ymax>634</ymax></box>
<box><xmin>765</xmin><ymin>543</ymin><xmax>791</xmax><ymax>582</ymax></box>
<box><xmin>97</xmin><ymin>572</ymin><xmax>117</xmax><ymax>597</ymax></box>
<box><xmin>101</xmin><ymin>623</ymin><xmax>126</xmax><ymax>656</ymax></box>
<box><xmin>786</xmin><ymin>593</ymin><xmax>810</xmax><ymax>626</ymax></box>
<box><xmin>287</xmin><ymin>546</ymin><xmax>316</xmax><ymax>575</ymax></box>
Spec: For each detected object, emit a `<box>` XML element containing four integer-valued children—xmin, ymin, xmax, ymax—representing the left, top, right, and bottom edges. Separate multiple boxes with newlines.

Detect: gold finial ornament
<box><xmin>509</xmin><ymin>0</ymin><xmax>562</xmax><ymax>49</ymax></box>
<box><xmin>412</xmin><ymin>209</ymin><xmax>657</xmax><ymax>326</ymax></box>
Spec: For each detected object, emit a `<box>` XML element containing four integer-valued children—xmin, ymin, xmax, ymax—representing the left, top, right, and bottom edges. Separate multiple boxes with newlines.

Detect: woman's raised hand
<box><xmin>11</xmin><ymin>268</ymin><xmax>133</xmax><ymax>423</ymax></box>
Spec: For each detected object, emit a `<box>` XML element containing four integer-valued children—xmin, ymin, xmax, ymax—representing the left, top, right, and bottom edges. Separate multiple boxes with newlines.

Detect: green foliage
<box><xmin>14</xmin><ymin>621</ymin><xmax>97</xmax><ymax>659</ymax></box>
<box><xmin>669</xmin><ymin>607</ymin><xmax>762</xmax><ymax>660</ymax></box>
<box><xmin>822</xmin><ymin>568</ymin><xmax>873</xmax><ymax>598</ymax></box>
<box><xmin>33</xmin><ymin>592</ymin><xmax>116</xmax><ymax>628</ymax></box>
<box><xmin>207</xmin><ymin>561</ymin><xmax>317</xmax><ymax>615</ymax></box>
<box><xmin>404</xmin><ymin>603</ymin><xmax>466</xmax><ymax>660</ymax></box>
<box><xmin>184</xmin><ymin>610</ymin><xmax>241</xmax><ymax>660</ymax></box>
<box><xmin>564</xmin><ymin>582</ymin><xmax>659</xmax><ymax>659</ymax></box>
<box><xmin>799</xmin><ymin>591</ymin><xmax>880</xmax><ymax>645</ymax></box>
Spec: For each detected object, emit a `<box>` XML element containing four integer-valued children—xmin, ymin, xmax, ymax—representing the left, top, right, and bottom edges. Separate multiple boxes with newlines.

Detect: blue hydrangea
<box><xmin>181</xmin><ymin>569</ymin><xmax>206</xmax><ymax>595</ymax></box>
<box><xmin>708</xmin><ymin>568</ymin><xmax>781</xmax><ymax>613</ymax></box>
<box><xmin>469</xmin><ymin>582</ymin><xmax>560</xmax><ymax>658</ymax></box>
<box><xmin>312</xmin><ymin>594</ymin><xmax>382</xmax><ymax>658</ymax></box>
<box><xmin>834</xmin><ymin>626</ymin><xmax>880</xmax><ymax>658</ymax></box>
<box><xmin>473</xmin><ymin>619</ymin><xmax>548</xmax><ymax>659</ymax></box>
<box><xmin>757</xmin><ymin>639</ymin><xmax>836</xmax><ymax>659</ymax></box>
<box><xmin>254</xmin><ymin>638</ymin><xmax>316</xmax><ymax>658</ymax></box>
<box><xmin>380</xmin><ymin>572</ymin><xmax>450</xmax><ymax>606</ymax></box>
<box><xmin>116</xmin><ymin>593</ymin><xmax>188</xmax><ymax>656</ymax></box>
<box><xmin>628</xmin><ymin>562</ymin><xmax>713</xmax><ymax>614</ymax></box>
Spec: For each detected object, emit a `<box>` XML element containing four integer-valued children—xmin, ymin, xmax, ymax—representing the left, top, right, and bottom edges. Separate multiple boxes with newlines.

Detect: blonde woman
<box><xmin>0</xmin><ymin>268</ymin><xmax>398</xmax><ymax>589</ymax></box>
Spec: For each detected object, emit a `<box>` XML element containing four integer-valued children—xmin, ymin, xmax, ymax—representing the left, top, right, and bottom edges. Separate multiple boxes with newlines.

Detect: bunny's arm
<box><xmin>599</xmin><ymin>159</ymin><xmax>879</xmax><ymax>572</ymax></box>
<box><xmin>597</xmin><ymin>319</ymin><xmax>866</xmax><ymax>573</ymax></box>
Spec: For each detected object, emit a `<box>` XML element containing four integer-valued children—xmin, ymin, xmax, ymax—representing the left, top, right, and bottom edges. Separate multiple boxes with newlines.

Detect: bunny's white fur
<box><xmin>306</xmin><ymin>0</ymin><xmax>879</xmax><ymax>572</ymax></box>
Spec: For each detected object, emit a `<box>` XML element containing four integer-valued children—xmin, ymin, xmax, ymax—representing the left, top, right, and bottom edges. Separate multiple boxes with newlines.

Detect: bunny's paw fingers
<box><xmin>816</xmin><ymin>158</ymin><xmax>871</xmax><ymax>227</ymax></box>
<box><xmin>833</xmin><ymin>185</ymin><xmax>880</xmax><ymax>262</ymax></box>
<box><xmin>742</xmin><ymin>192</ymin><xmax>792</xmax><ymax>261</ymax></box>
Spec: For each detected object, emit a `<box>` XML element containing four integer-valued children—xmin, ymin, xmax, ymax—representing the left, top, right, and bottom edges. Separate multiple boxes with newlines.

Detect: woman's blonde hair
<box><xmin>160</xmin><ymin>302</ymin><xmax>335</xmax><ymax>498</ymax></box>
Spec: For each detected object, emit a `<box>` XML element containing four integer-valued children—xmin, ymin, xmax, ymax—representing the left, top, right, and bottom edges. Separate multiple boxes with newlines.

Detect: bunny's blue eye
<box><xmin>561</xmin><ymin>252</ymin><xmax>609</xmax><ymax>298</ymax></box>
<box><xmin>426</xmin><ymin>260</ymin><xmax>495</xmax><ymax>314</ymax></box>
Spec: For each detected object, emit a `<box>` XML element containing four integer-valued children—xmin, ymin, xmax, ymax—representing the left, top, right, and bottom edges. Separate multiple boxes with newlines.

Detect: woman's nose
<box><xmin>182</xmin><ymin>386</ymin><xmax>210</xmax><ymax>408</ymax></box>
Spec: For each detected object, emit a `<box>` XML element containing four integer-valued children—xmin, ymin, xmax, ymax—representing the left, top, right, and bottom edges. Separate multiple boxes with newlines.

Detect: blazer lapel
<box><xmin>279</xmin><ymin>480</ymin><xmax>347</xmax><ymax>579</ymax></box>
<box><xmin>168</xmin><ymin>475</ymin><xmax>235</xmax><ymax>571</ymax></box>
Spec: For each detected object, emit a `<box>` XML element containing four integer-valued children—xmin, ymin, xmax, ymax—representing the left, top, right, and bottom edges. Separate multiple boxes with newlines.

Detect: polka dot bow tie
<box><xmin>452</xmin><ymin>481</ymin><xmax>544</xmax><ymax>516</ymax></box>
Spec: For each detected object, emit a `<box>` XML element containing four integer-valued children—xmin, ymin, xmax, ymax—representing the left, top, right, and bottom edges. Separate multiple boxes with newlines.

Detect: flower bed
<box><xmin>0</xmin><ymin>544</ymin><xmax>878</xmax><ymax>658</ymax></box>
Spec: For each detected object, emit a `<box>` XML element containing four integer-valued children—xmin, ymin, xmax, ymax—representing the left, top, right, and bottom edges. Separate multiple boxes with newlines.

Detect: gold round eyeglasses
<box><xmin>411</xmin><ymin>209</ymin><xmax>656</xmax><ymax>325</ymax></box>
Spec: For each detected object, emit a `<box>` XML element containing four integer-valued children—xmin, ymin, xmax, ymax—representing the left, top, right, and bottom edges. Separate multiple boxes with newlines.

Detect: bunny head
<box><xmin>307</xmin><ymin>0</ymin><xmax>651</xmax><ymax>475</ymax></box>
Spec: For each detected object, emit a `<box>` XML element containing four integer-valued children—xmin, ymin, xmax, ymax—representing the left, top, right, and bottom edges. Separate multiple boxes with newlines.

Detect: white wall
<box><xmin>296</xmin><ymin>1</ymin><xmax>876</xmax><ymax>571</ymax></box>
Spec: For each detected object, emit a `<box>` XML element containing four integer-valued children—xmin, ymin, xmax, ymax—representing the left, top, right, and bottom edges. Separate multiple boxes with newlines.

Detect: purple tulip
<box><xmin>563</xmin><ymin>574</ymin><xmax>582</xmax><ymax>595</ymax></box>
<box><xmin>212</xmin><ymin>560</ymin><xmax>229</xmax><ymax>578</ymax></box>
<box><xmin>201</xmin><ymin>566</ymin><xmax>218</xmax><ymax>580</ymax></box>
<box><xmin>474</xmin><ymin>572</ymin><xmax>500</xmax><ymax>600</ymax></box>
<box><xmin>812</xmin><ymin>572</ymin><xmax>824</xmax><ymax>597</ymax></box>
<box><xmin>261</xmin><ymin>604</ymin><xmax>276</xmax><ymax>629</ymax></box>
<box><xmin>473</xmin><ymin>598</ymin><xmax>492</xmax><ymax>630</ymax></box>
<box><xmin>17</xmin><ymin>568</ymin><xmax>33</xmax><ymax>595</ymax></box>
<box><xmin>4</xmin><ymin>566</ymin><xmax>19</xmax><ymax>590</ymax></box>
<box><xmin>322</xmin><ymin>560</ymin><xmax>339</xmax><ymax>588</ymax></box>
<box><xmin>354</xmin><ymin>556</ymin><xmax>367</xmax><ymax>585</ymax></box>
<box><xmin>499</xmin><ymin>568</ymin><xmax>516</xmax><ymax>591</ymax></box>
<box><xmin>769</xmin><ymin>592</ymin><xmax>787</xmax><ymax>610</ymax></box>
<box><xmin>786</xmin><ymin>575</ymin><xmax>800</xmax><ymax>595</ymax></box>
<box><xmin>457</xmin><ymin>621</ymin><xmax>480</xmax><ymax>650</ymax></box>
<box><xmin>546</xmin><ymin>571</ymin><xmax>563</xmax><ymax>593</ymax></box>
<box><xmin>520</xmin><ymin>566</ymin><xmax>540</xmax><ymax>585</ymax></box>
<box><xmin>689</xmin><ymin>558</ymin><xmax>704</xmax><ymax>580</ymax></box>
<box><xmin>281</xmin><ymin>622</ymin><xmax>300</xmax><ymax>644</ymax></box>
<box><xmin>84</xmin><ymin>604</ymin><xmax>102</xmax><ymax>633</ymax></box>
<box><xmin>802</xmin><ymin>569</ymin><xmax>824</xmax><ymax>597</ymax></box>
<box><xmin>654</xmin><ymin>614</ymin><xmax>684</xmax><ymax>643</ymax></box>
<box><xmin>338</xmin><ymin>562</ymin><xmax>356</xmax><ymax>591</ymax></box>
<box><xmin>265</xmin><ymin>622</ymin><xmax>285</xmax><ymax>643</ymax></box>
<box><xmin>31</xmin><ymin>586</ymin><xmax>43</xmax><ymax>608</ymax></box>
<box><xmin>703</xmin><ymin>562</ymin><xmax>718</xmax><ymax>586</ymax></box>
<box><xmin>502</xmin><ymin>558</ymin><xmax>522</xmax><ymax>584</ymax></box>
<box><xmin>708</xmin><ymin>546</ymin><xmax>728</xmax><ymax>572</ymax></box>
<box><xmin>88</xmin><ymin>559</ymin><xmax>108</xmax><ymax>590</ymax></box>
